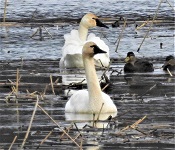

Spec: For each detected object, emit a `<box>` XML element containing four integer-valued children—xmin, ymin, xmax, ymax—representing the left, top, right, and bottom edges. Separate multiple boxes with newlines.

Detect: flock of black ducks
<box><xmin>124</xmin><ymin>52</ymin><xmax>175</xmax><ymax>73</ymax></box>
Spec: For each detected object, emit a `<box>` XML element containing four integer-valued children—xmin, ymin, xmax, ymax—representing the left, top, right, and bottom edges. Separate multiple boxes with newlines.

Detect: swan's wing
<box><xmin>62</xmin><ymin>30</ymin><xmax>84</xmax><ymax>56</ymax></box>
<box><xmin>65</xmin><ymin>90</ymin><xmax>89</xmax><ymax>113</ymax></box>
<box><xmin>64</xmin><ymin>54</ymin><xmax>84</xmax><ymax>68</ymax></box>
<box><xmin>101</xmin><ymin>92</ymin><xmax>118</xmax><ymax>113</ymax></box>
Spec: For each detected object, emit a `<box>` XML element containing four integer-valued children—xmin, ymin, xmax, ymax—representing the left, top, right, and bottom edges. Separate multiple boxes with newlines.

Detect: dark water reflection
<box><xmin>0</xmin><ymin>59</ymin><xmax>174</xmax><ymax>149</ymax></box>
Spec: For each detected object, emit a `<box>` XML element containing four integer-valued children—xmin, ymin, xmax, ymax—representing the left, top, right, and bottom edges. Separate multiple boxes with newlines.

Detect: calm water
<box><xmin>0</xmin><ymin>0</ymin><xmax>174</xmax><ymax>60</ymax></box>
<box><xmin>0</xmin><ymin>1</ymin><xmax>175</xmax><ymax>149</ymax></box>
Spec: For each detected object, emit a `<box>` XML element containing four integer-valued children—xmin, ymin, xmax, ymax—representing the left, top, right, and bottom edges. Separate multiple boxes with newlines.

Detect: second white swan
<box><xmin>60</xmin><ymin>13</ymin><xmax>110</xmax><ymax>69</ymax></box>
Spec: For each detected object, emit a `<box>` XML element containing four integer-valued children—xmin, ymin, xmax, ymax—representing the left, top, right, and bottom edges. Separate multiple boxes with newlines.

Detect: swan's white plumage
<box><xmin>65</xmin><ymin>42</ymin><xmax>117</xmax><ymax>114</ymax></box>
<box><xmin>60</xmin><ymin>13</ymin><xmax>110</xmax><ymax>68</ymax></box>
<box><xmin>65</xmin><ymin>90</ymin><xmax>117</xmax><ymax>113</ymax></box>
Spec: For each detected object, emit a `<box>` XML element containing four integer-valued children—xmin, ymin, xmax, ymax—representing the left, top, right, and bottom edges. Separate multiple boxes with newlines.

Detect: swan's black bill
<box><xmin>91</xmin><ymin>45</ymin><xmax>107</xmax><ymax>55</ymax></box>
<box><xmin>95</xmin><ymin>18</ymin><xmax>109</xmax><ymax>28</ymax></box>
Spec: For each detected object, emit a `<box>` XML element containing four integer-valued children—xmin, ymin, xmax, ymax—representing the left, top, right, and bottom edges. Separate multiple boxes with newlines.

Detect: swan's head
<box><xmin>80</xmin><ymin>13</ymin><xmax>108</xmax><ymax>29</ymax></box>
<box><xmin>125</xmin><ymin>52</ymin><xmax>136</xmax><ymax>63</ymax></box>
<box><xmin>82</xmin><ymin>42</ymin><xmax>107</xmax><ymax>57</ymax></box>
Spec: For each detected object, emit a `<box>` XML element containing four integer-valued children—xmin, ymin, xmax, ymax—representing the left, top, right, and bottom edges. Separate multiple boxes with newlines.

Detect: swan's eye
<box><xmin>90</xmin><ymin>45</ymin><xmax>96</xmax><ymax>48</ymax></box>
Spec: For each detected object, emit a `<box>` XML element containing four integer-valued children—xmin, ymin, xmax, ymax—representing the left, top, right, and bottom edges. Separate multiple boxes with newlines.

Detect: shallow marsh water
<box><xmin>0</xmin><ymin>0</ymin><xmax>175</xmax><ymax>149</ymax></box>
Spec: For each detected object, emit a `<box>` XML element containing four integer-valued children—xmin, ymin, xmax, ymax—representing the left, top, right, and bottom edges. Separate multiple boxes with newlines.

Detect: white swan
<box><xmin>60</xmin><ymin>13</ymin><xmax>110</xmax><ymax>68</ymax></box>
<box><xmin>65</xmin><ymin>42</ymin><xmax>117</xmax><ymax>114</ymax></box>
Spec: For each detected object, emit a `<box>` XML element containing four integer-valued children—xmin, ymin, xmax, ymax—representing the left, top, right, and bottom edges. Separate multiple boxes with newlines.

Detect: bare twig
<box><xmin>96</xmin><ymin>103</ymin><xmax>104</xmax><ymax>122</ymax></box>
<box><xmin>139</xmin><ymin>83</ymin><xmax>158</xmax><ymax>99</ymax></box>
<box><xmin>166</xmin><ymin>0</ymin><xmax>175</xmax><ymax>11</ymax></box>
<box><xmin>137</xmin><ymin>0</ymin><xmax>163</xmax><ymax>52</ymax></box>
<box><xmin>8</xmin><ymin>135</ymin><xmax>17</xmax><ymax>150</ymax></box>
<box><xmin>102</xmin><ymin>83</ymin><xmax>110</xmax><ymax>91</ymax></box>
<box><xmin>30</xmin><ymin>28</ymin><xmax>39</xmax><ymax>38</ymax></box>
<box><xmin>36</xmin><ymin>130</ymin><xmax>53</xmax><ymax>149</ymax></box>
<box><xmin>115</xmin><ymin>19</ymin><xmax>127</xmax><ymax>52</ymax></box>
<box><xmin>43</xmin><ymin>26</ymin><xmax>53</xmax><ymax>38</ymax></box>
<box><xmin>100</xmin><ymin>60</ymin><xmax>112</xmax><ymax>81</ymax></box>
<box><xmin>73</xmin><ymin>123</ymin><xmax>83</xmax><ymax>141</ymax></box>
<box><xmin>167</xmin><ymin>68</ymin><xmax>173</xmax><ymax>76</ymax></box>
<box><xmin>59</xmin><ymin>124</ymin><xmax>73</xmax><ymax>140</ymax></box>
<box><xmin>16</xmin><ymin>68</ymin><xmax>19</xmax><ymax>95</ymax></box>
<box><xmin>20</xmin><ymin>96</ymin><xmax>39</xmax><ymax>149</ymax></box>
<box><xmin>42</xmin><ymin>84</ymin><xmax>49</xmax><ymax>96</ymax></box>
<box><xmin>136</xmin><ymin>19</ymin><xmax>149</xmax><ymax>30</ymax></box>
<box><xmin>3</xmin><ymin>0</ymin><xmax>8</xmax><ymax>23</ymax></box>
<box><xmin>37</xmin><ymin>104</ymin><xmax>81</xmax><ymax>148</ymax></box>
<box><xmin>120</xmin><ymin>115</ymin><xmax>147</xmax><ymax>132</ymax></box>
<box><xmin>50</xmin><ymin>75</ymin><xmax>55</xmax><ymax>95</ymax></box>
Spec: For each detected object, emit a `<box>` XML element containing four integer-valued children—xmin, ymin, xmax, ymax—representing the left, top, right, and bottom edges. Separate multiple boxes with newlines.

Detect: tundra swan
<box><xmin>65</xmin><ymin>42</ymin><xmax>117</xmax><ymax>113</ymax></box>
<box><xmin>60</xmin><ymin>13</ymin><xmax>110</xmax><ymax>68</ymax></box>
<box><xmin>124</xmin><ymin>52</ymin><xmax>154</xmax><ymax>73</ymax></box>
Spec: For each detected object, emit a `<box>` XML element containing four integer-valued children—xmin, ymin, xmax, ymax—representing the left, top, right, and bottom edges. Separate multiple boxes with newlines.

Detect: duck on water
<box><xmin>124</xmin><ymin>52</ymin><xmax>154</xmax><ymax>73</ymax></box>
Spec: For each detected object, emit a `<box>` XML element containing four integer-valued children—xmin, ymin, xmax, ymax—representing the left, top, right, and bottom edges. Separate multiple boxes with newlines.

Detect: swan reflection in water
<box><xmin>65</xmin><ymin>112</ymin><xmax>117</xmax><ymax>129</ymax></box>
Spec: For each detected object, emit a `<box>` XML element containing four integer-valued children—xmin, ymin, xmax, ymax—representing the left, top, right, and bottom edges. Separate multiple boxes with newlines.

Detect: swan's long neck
<box><xmin>83</xmin><ymin>56</ymin><xmax>103</xmax><ymax>106</ymax></box>
<box><xmin>78</xmin><ymin>23</ymin><xmax>89</xmax><ymax>42</ymax></box>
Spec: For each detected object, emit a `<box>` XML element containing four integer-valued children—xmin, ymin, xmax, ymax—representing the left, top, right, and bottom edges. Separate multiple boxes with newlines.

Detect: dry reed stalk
<box><xmin>166</xmin><ymin>0</ymin><xmax>175</xmax><ymax>11</ymax></box>
<box><xmin>73</xmin><ymin>133</ymin><xmax>81</xmax><ymax>140</ymax></box>
<box><xmin>3</xmin><ymin>0</ymin><xmax>8</xmax><ymax>22</ymax></box>
<box><xmin>36</xmin><ymin>130</ymin><xmax>53</xmax><ymax>149</ymax></box>
<box><xmin>50</xmin><ymin>75</ymin><xmax>55</xmax><ymax>95</ymax></box>
<box><xmin>20</xmin><ymin>57</ymin><xmax>24</xmax><ymax>66</ymax></box>
<box><xmin>167</xmin><ymin>68</ymin><xmax>173</xmax><ymax>76</ymax></box>
<box><xmin>8</xmin><ymin>135</ymin><xmax>17</xmax><ymax>150</ymax></box>
<box><xmin>115</xmin><ymin>19</ymin><xmax>127</xmax><ymax>52</ymax></box>
<box><xmin>96</xmin><ymin>103</ymin><xmax>104</xmax><ymax>122</ymax></box>
<box><xmin>130</xmin><ymin>116</ymin><xmax>146</xmax><ymax>128</ymax></box>
<box><xmin>30</xmin><ymin>28</ymin><xmax>39</xmax><ymax>38</ymax></box>
<box><xmin>120</xmin><ymin>115</ymin><xmax>147</xmax><ymax>132</ymax></box>
<box><xmin>20</xmin><ymin>96</ymin><xmax>39</xmax><ymax>150</ymax></box>
<box><xmin>37</xmin><ymin>104</ymin><xmax>81</xmax><ymax>148</ymax></box>
<box><xmin>5</xmin><ymin>86</ymin><xmax>16</xmax><ymax>101</ymax></box>
<box><xmin>15</xmin><ymin>98</ymin><xmax>19</xmax><ymax>125</ymax></box>
<box><xmin>137</xmin><ymin>0</ymin><xmax>163</xmax><ymax>52</ymax></box>
<box><xmin>102</xmin><ymin>83</ymin><xmax>110</xmax><ymax>91</ymax></box>
<box><xmin>139</xmin><ymin>84</ymin><xmax>157</xmax><ymax>99</ymax></box>
<box><xmin>8</xmin><ymin>79</ymin><xmax>14</xmax><ymax>84</ymax></box>
<box><xmin>29</xmin><ymin>91</ymin><xmax>38</xmax><ymax>96</ymax></box>
<box><xmin>43</xmin><ymin>26</ymin><xmax>53</xmax><ymax>38</ymax></box>
<box><xmin>73</xmin><ymin>123</ymin><xmax>82</xmax><ymax>140</ymax></box>
<box><xmin>136</xmin><ymin>19</ymin><xmax>149</xmax><ymax>30</ymax></box>
<box><xmin>16</xmin><ymin>68</ymin><xmax>19</xmax><ymax>95</ymax></box>
<box><xmin>100</xmin><ymin>60</ymin><xmax>112</xmax><ymax>82</ymax></box>
<box><xmin>80</xmin><ymin>136</ymin><xmax>83</xmax><ymax>150</ymax></box>
<box><xmin>54</xmin><ymin>78</ymin><xmax>59</xmax><ymax>84</ymax></box>
<box><xmin>59</xmin><ymin>124</ymin><xmax>73</xmax><ymax>140</ymax></box>
<box><xmin>42</xmin><ymin>84</ymin><xmax>49</xmax><ymax>96</ymax></box>
<box><xmin>92</xmin><ymin>113</ymin><xmax>95</xmax><ymax>127</ymax></box>
<box><xmin>40</xmin><ymin>94</ymin><xmax>44</xmax><ymax>100</ymax></box>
